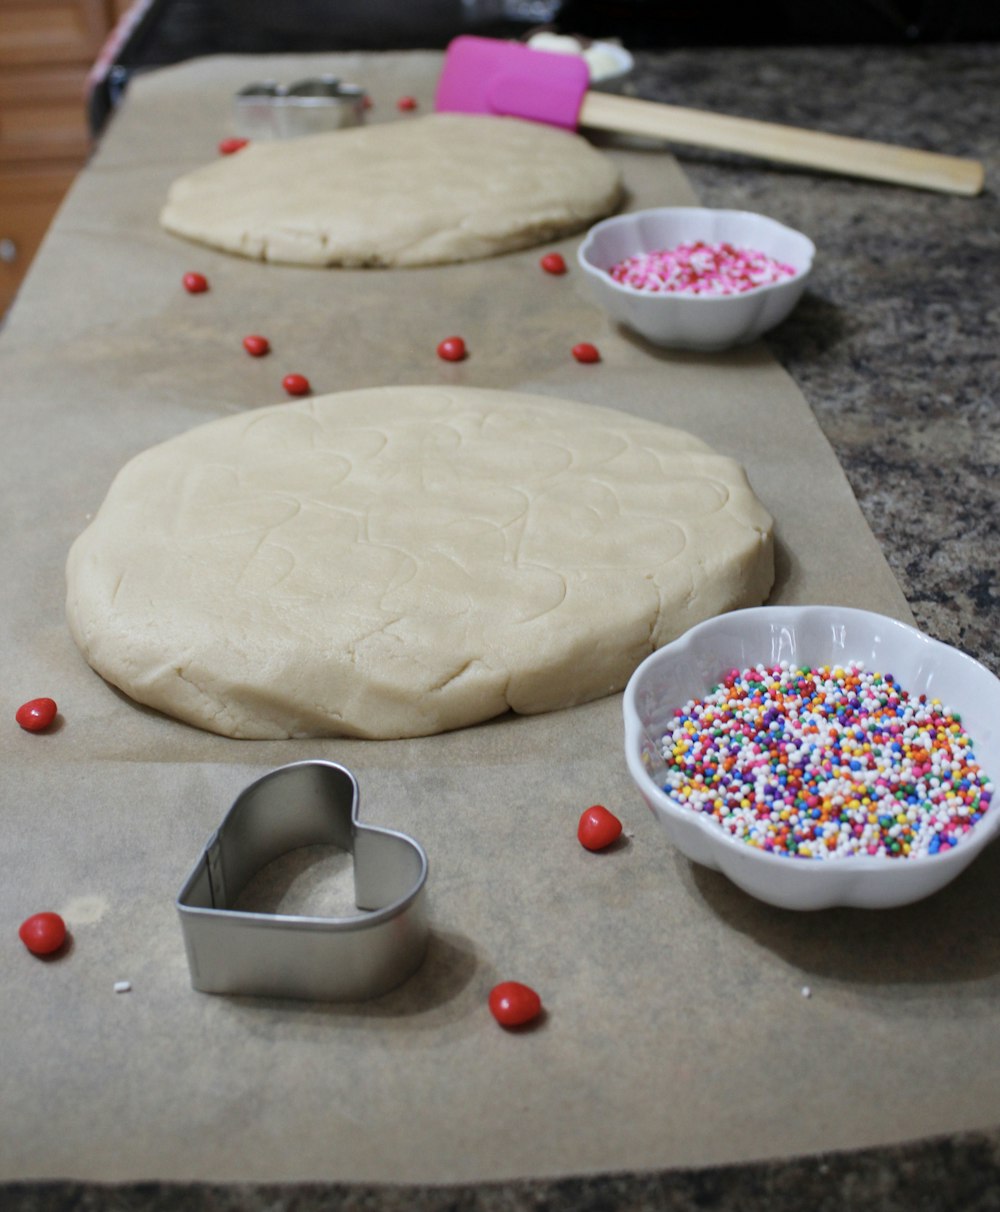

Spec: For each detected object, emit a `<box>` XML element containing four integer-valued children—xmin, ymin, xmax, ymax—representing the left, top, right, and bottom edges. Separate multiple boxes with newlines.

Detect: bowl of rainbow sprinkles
<box><xmin>578</xmin><ymin>207</ymin><xmax>814</xmax><ymax>351</ymax></box>
<box><xmin>623</xmin><ymin>605</ymin><xmax>999</xmax><ymax>910</ymax></box>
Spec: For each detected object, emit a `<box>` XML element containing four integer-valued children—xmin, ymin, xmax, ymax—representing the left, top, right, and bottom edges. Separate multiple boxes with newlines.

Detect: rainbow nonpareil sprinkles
<box><xmin>609</xmin><ymin>241</ymin><xmax>797</xmax><ymax>295</ymax></box>
<box><xmin>659</xmin><ymin>661</ymin><xmax>993</xmax><ymax>860</ymax></box>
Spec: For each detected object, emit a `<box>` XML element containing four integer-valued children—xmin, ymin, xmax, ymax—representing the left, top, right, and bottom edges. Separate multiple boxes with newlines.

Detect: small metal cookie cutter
<box><xmin>234</xmin><ymin>77</ymin><xmax>368</xmax><ymax>140</ymax></box>
<box><xmin>176</xmin><ymin>760</ymin><xmax>429</xmax><ymax>1001</ymax></box>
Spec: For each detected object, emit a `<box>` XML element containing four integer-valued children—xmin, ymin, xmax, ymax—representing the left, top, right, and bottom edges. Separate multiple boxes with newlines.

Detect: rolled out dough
<box><xmin>65</xmin><ymin>387</ymin><xmax>774</xmax><ymax>739</ymax></box>
<box><xmin>159</xmin><ymin>114</ymin><xmax>623</xmax><ymax>266</ymax></box>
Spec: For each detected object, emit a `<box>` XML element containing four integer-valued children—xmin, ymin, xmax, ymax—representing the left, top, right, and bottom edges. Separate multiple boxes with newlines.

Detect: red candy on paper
<box><xmin>397</xmin><ymin>96</ymin><xmax>418</xmax><ymax>111</ymax></box>
<box><xmin>282</xmin><ymin>373</ymin><xmax>311</xmax><ymax>396</ymax></box>
<box><xmin>15</xmin><ymin>697</ymin><xmax>58</xmax><ymax>732</ymax></box>
<box><xmin>489</xmin><ymin>981</ymin><xmax>542</xmax><ymax>1028</ymax></box>
<box><xmin>572</xmin><ymin>342</ymin><xmax>601</xmax><ymax>364</ymax></box>
<box><xmin>19</xmin><ymin>912</ymin><xmax>67</xmax><ymax>956</ymax></box>
<box><xmin>218</xmin><ymin>136</ymin><xmax>249</xmax><ymax>155</ymax></box>
<box><xmin>182</xmin><ymin>272</ymin><xmax>209</xmax><ymax>294</ymax></box>
<box><xmin>242</xmin><ymin>334</ymin><xmax>270</xmax><ymax>357</ymax></box>
<box><xmin>577</xmin><ymin>804</ymin><xmax>623</xmax><ymax>851</ymax></box>
<box><xmin>540</xmin><ymin>252</ymin><xmax>567</xmax><ymax>275</ymax></box>
<box><xmin>436</xmin><ymin>335</ymin><xmax>467</xmax><ymax>362</ymax></box>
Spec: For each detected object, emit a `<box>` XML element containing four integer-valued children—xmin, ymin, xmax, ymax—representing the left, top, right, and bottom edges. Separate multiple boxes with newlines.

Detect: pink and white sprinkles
<box><xmin>609</xmin><ymin>241</ymin><xmax>797</xmax><ymax>295</ymax></box>
<box><xmin>659</xmin><ymin>661</ymin><xmax>994</xmax><ymax>860</ymax></box>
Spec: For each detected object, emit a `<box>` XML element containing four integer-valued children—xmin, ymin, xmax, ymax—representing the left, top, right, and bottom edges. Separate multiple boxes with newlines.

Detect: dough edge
<box><xmin>65</xmin><ymin>386</ymin><xmax>775</xmax><ymax>739</ymax></box>
<box><xmin>158</xmin><ymin>114</ymin><xmax>625</xmax><ymax>267</ymax></box>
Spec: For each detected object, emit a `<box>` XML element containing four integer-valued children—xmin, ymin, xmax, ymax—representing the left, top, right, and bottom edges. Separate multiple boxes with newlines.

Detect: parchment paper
<box><xmin>5</xmin><ymin>54</ymin><xmax>998</xmax><ymax>1186</ymax></box>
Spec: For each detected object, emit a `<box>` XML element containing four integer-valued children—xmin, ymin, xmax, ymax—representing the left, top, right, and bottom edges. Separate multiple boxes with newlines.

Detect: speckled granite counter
<box><xmin>643</xmin><ymin>42</ymin><xmax>998</xmax><ymax>687</ymax></box>
<box><xmin>4</xmin><ymin>39</ymin><xmax>998</xmax><ymax>1212</ymax></box>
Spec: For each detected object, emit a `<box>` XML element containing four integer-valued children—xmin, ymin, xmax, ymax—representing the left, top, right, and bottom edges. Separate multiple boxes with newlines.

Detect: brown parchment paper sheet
<box><xmin>4</xmin><ymin>53</ymin><xmax>999</xmax><ymax>1186</ymax></box>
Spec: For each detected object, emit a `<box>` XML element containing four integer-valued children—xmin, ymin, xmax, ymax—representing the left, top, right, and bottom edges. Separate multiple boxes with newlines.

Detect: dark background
<box><xmin>91</xmin><ymin>0</ymin><xmax>1000</xmax><ymax>131</ymax></box>
<box><xmin>115</xmin><ymin>0</ymin><xmax>1000</xmax><ymax>62</ymax></box>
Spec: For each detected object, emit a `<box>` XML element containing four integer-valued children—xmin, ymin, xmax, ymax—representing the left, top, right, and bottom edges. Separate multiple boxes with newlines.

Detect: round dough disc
<box><xmin>159</xmin><ymin>114</ymin><xmax>623</xmax><ymax>266</ymax></box>
<box><xmin>65</xmin><ymin>387</ymin><xmax>774</xmax><ymax>739</ymax></box>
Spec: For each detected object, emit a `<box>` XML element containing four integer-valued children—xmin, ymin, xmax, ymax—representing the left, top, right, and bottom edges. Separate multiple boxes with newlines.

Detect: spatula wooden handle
<box><xmin>579</xmin><ymin>91</ymin><xmax>984</xmax><ymax>197</ymax></box>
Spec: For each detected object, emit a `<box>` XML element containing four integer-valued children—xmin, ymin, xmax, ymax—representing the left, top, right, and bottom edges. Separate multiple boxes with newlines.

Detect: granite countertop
<box><xmin>641</xmin><ymin>42</ymin><xmax>998</xmax><ymax>685</ymax></box>
<box><xmin>5</xmin><ymin>39</ymin><xmax>999</xmax><ymax>1212</ymax></box>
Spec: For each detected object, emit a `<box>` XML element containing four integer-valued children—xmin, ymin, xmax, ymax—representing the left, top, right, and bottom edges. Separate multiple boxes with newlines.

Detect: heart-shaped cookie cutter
<box><xmin>234</xmin><ymin>77</ymin><xmax>368</xmax><ymax>140</ymax></box>
<box><xmin>176</xmin><ymin>760</ymin><xmax>429</xmax><ymax>1001</ymax></box>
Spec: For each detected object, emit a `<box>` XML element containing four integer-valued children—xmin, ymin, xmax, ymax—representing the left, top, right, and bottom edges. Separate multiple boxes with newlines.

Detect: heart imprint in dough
<box><xmin>65</xmin><ymin>386</ymin><xmax>774</xmax><ymax>739</ymax></box>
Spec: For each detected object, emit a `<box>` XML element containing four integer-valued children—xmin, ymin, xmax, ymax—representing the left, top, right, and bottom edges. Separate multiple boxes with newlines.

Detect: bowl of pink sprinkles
<box><xmin>623</xmin><ymin>606</ymin><xmax>1000</xmax><ymax>909</ymax></box>
<box><xmin>578</xmin><ymin>207</ymin><xmax>815</xmax><ymax>351</ymax></box>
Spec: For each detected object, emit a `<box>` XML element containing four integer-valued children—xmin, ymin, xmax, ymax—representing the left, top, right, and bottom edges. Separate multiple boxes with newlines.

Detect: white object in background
<box><xmin>526</xmin><ymin>32</ymin><xmax>635</xmax><ymax>88</ymax></box>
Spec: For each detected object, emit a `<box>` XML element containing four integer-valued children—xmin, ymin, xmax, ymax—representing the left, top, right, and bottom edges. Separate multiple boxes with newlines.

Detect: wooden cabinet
<box><xmin>0</xmin><ymin>1</ymin><xmax>128</xmax><ymax>316</ymax></box>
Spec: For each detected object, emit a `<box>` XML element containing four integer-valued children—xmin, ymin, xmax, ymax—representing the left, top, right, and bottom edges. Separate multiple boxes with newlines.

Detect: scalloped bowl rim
<box><xmin>578</xmin><ymin>207</ymin><xmax>816</xmax><ymax>304</ymax></box>
<box><xmin>622</xmin><ymin>605</ymin><xmax>1000</xmax><ymax>910</ymax></box>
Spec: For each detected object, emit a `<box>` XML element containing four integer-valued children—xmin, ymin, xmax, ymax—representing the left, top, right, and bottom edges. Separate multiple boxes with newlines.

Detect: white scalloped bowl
<box><xmin>623</xmin><ymin>606</ymin><xmax>1000</xmax><ymax>910</ymax></box>
<box><xmin>578</xmin><ymin>207</ymin><xmax>815</xmax><ymax>351</ymax></box>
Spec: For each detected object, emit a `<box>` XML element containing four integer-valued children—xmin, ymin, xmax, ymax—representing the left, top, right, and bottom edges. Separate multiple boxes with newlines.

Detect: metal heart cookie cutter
<box><xmin>234</xmin><ymin>77</ymin><xmax>368</xmax><ymax>139</ymax></box>
<box><xmin>176</xmin><ymin>760</ymin><xmax>429</xmax><ymax>1001</ymax></box>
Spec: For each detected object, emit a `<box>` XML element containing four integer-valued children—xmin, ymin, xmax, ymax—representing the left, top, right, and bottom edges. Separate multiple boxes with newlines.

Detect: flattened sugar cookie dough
<box><xmin>65</xmin><ymin>386</ymin><xmax>774</xmax><ymax>739</ymax></box>
<box><xmin>160</xmin><ymin>114</ymin><xmax>623</xmax><ymax>266</ymax></box>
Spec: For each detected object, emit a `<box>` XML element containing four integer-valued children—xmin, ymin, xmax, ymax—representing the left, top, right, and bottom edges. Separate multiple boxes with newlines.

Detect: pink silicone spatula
<box><xmin>435</xmin><ymin>36</ymin><xmax>983</xmax><ymax>197</ymax></box>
